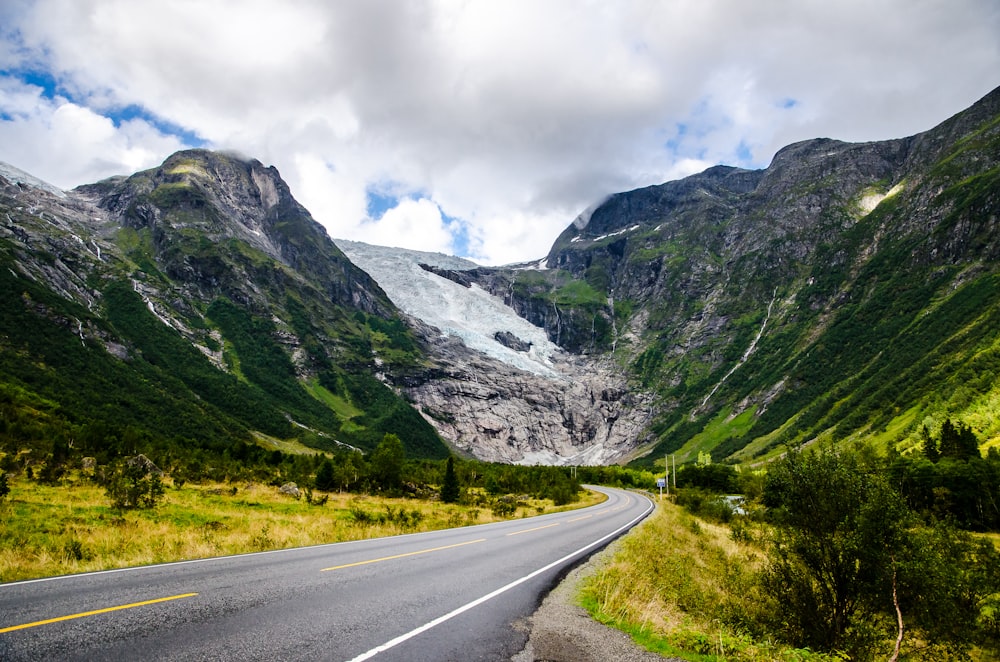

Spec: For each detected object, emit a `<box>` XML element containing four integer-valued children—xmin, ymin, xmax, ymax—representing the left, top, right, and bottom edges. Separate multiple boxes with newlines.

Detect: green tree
<box><xmin>0</xmin><ymin>470</ymin><xmax>9</xmax><ymax>500</ymax></box>
<box><xmin>921</xmin><ymin>424</ymin><xmax>940</xmax><ymax>463</ymax></box>
<box><xmin>369</xmin><ymin>434</ymin><xmax>405</xmax><ymax>492</ymax></box>
<box><xmin>939</xmin><ymin>419</ymin><xmax>980</xmax><ymax>461</ymax></box>
<box><xmin>441</xmin><ymin>455</ymin><xmax>460</xmax><ymax>504</ymax></box>
<box><xmin>103</xmin><ymin>458</ymin><xmax>165</xmax><ymax>510</ymax></box>
<box><xmin>314</xmin><ymin>458</ymin><xmax>335</xmax><ymax>492</ymax></box>
<box><xmin>761</xmin><ymin>448</ymin><xmax>910</xmax><ymax>656</ymax></box>
<box><xmin>897</xmin><ymin>523</ymin><xmax>1000</xmax><ymax>657</ymax></box>
<box><xmin>761</xmin><ymin>447</ymin><xmax>1000</xmax><ymax>659</ymax></box>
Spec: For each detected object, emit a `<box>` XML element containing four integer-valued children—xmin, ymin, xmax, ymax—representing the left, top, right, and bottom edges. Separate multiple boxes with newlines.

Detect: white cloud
<box><xmin>358</xmin><ymin>197</ymin><xmax>456</xmax><ymax>255</ymax></box>
<box><xmin>0</xmin><ymin>0</ymin><xmax>998</xmax><ymax>263</ymax></box>
<box><xmin>0</xmin><ymin>78</ymin><xmax>186</xmax><ymax>187</ymax></box>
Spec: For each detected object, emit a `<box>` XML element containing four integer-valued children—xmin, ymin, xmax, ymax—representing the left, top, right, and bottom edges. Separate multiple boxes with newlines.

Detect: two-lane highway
<box><xmin>0</xmin><ymin>486</ymin><xmax>653</xmax><ymax>661</ymax></box>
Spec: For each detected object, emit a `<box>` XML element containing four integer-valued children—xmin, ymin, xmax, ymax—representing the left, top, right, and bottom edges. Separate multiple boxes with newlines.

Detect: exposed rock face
<box><xmin>393</xmin><ymin>86</ymin><xmax>1000</xmax><ymax>465</ymax></box>
<box><xmin>337</xmin><ymin>240</ymin><xmax>656</xmax><ymax>464</ymax></box>
<box><xmin>406</xmin><ymin>331</ymin><xmax>652</xmax><ymax>464</ymax></box>
<box><xmin>494</xmin><ymin>331</ymin><xmax>532</xmax><ymax>353</ymax></box>
<box><xmin>77</xmin><ymin>150</ymin><xmax>392</xmax><ymax>318</ymax></box>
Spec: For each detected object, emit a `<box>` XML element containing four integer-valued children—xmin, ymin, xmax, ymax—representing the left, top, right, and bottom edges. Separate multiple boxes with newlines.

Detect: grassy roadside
<box><xmin>0</xmin><ymin>474</ymin><xmax>604</xmax><ymax>584</ymax></box>
<box><xmin>578</xmin><ymin>497</ymin><xmax>837</xmax><ymax>662</ymax></box>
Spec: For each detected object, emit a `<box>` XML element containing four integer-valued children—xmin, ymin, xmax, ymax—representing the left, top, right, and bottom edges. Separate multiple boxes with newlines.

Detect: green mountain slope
<box><xmin>462</xmin><ymin>85</ymin><xmax>1000</xmax><ymax>465</ymax></box>
<box><xmin>0</xmin><ymin>150</ymin><xmax>448</xmax><ymax>462</ymax></box>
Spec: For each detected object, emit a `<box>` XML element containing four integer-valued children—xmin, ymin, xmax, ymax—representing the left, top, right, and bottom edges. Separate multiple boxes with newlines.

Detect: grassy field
<box><xmin>579</xmin><ymin>498</ymin><xmax>837</xmax><ymax>662</ymax></box>
<box><xmin>581</xmin><ymin>498</ymin><xmax>1000</xmax><ymax>662</ymax></box>
<box><xmin>0</xmin><ymin>474</ymin><xmax>603</xmax><ymax>584</ymax></box>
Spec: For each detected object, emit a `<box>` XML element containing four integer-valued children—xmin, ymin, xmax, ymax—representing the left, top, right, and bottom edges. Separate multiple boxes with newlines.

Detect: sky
<box><xmin>0</xmin><ymin>1</ymin><xmax>998</xmax><ymax>265</ymax></box>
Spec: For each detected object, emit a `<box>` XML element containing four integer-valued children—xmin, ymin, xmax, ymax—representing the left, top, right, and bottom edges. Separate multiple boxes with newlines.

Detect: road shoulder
<box><xmin>512</xmin><ymin>518</ymin><xmax>681</xmax><ymax>662</ymax></box>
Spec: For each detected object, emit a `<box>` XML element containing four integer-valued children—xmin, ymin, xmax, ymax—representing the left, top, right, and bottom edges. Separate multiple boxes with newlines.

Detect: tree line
<box><xmin>0</xmin><ymin>418</ymin><xmax>583</xmax><ymax>512</ymax></box>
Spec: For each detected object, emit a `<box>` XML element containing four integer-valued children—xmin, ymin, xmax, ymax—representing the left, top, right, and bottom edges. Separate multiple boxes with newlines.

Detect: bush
<box><xmin>491</xmin><ymin>497</ymin><xmax>517</xmax><ymax>517</ymax></box>
<box><xmin>102</xmin><ymin>459</ymin><xmax>165</xmax><ymax>510</ymax></box>
<box><xmin>760</xmin><ymin>447</ymin><xmax>1000</xmax><ymax>659</ymax></box>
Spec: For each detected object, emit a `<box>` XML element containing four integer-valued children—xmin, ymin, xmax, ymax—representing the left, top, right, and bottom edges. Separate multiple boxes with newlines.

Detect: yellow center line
<box><xmin>0</xmin><ymin>593</ymin><xmax>198</xmax><ymax>634</ymax></box>
<box><xmin>568</xmin><ymin>514</ymin><xmax>592</xmax><ymax>522</ymax></box>
<box><xmin>321</xmin><ymin>538</ymin><xmax>486</xmax><ymax>572</ymax></box>
<box><xmin>506</xmin><ymin>522</ymin><xmax>560</xmax><ymax>536</ymax></box>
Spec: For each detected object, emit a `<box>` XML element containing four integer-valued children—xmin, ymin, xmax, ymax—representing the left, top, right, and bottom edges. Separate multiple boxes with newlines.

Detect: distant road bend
<box><xmin>0</xmin><ymin>486</ymin><xmax>653</xmax><ymax>661</ymax></box>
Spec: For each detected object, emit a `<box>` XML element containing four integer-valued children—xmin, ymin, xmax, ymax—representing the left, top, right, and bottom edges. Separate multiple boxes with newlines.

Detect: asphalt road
<box><xmin>0</xmin><ymin>486</ymin><xmax>653</xmax><ymax>661</ymax></box>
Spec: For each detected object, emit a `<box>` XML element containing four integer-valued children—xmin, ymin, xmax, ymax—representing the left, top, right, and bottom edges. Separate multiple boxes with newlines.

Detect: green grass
<box><xmin>0</xmin><ymin>474</ymin><xmax>604</xmax><ymax>584</ymax></box>
<box><xmin>304</xmin><ymin>378</ymin><xmax>362</xmax><ymax>420</ymax></box>
<box><xmin>579</xmin><ymin>500</ymin><xmax>839</xmax><ymax>661</ymax></box>
<box><xmin>675</xmin><ymin>407</ymin><xmax>758</xmax><ymax>463</ymax></box>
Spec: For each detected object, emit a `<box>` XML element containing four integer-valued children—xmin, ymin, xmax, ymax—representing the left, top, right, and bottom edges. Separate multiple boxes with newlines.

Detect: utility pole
<box><xmin>672</xmin><ymin>454</ymin><xmax>677</xmax><ymax>489</ymax></box>
<box><xmin>665</xmin><ymin>453</ymin><xmax>669</xmax><ymax>497</ymax></box>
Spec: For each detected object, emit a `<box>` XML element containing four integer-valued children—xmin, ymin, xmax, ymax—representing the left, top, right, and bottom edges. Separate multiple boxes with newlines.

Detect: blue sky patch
<box><xmin>445</xmin><ymin>213</ymin><xmax>471</xmax><ymax>257</ymax></box>
<box><xmin>3</xmin><ymin>67</ymin><xmax>204</xmax><ymax>146</ymax></box>
<box><xmin>109</xmin><ymin>104</ymin><xmax>205</xmax><ymax>146</ymax></box>
<box><xmin>365</xmin><ymin>187</ymin><xmax>400</xmax><ymax>220</ymax></box>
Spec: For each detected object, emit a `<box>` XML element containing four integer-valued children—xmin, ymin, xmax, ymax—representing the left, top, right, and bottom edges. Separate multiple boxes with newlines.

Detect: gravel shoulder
<box><xmin>512</xmin><ymin>524</ymin><xmax>681</xmax><ymax>662</ymax></box>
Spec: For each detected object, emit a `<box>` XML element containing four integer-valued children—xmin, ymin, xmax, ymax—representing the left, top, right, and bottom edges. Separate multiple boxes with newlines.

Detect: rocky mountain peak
<box><xmin>3</xmin><ymin>85</ymin><xmax>999</xmax><ymax>468</ymax></box>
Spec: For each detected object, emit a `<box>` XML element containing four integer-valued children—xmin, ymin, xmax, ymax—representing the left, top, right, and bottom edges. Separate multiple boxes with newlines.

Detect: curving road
<box><xmin>0</xmin><ymin>486</ymin><xmax>652</xmax><ymax>661</ymax></box>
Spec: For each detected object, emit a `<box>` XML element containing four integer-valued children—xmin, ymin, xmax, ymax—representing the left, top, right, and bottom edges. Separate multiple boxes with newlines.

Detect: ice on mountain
<box><xmin>335</xmin><ymin>240</ymin><xmax>565</xmax><ymax>378</ymax></box>
<box><xmin>0</xmin><ymin>161</ymin><xmax>66</xmax><ymax>198</ymax></box>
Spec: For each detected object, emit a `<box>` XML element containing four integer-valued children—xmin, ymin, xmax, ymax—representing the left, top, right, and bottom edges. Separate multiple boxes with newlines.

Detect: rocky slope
<box><xmin>3</xmin><ymin>85</ymin><xmax>999</xmax><ymax>468</ymax></box>
<box><xmin>0</xmin><ymin>150</ymin><xmax>447</xmax><ymax>459</ymax></box>
<box><xmin>437</xmin><ymin>85</ymin><xmax>1000</xmax><ymax>464</ymax></box>
<box><xmin>336</xmin><ymin>241</ymin><xmax>653</xmax><ymax>464</ymax></box>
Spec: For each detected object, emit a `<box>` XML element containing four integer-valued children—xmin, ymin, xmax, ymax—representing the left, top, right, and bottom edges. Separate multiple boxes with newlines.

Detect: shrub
<box><xmin>102</xmin><ymin>459</ymin><xmax>165</xmax><ymax>510</ymax></box>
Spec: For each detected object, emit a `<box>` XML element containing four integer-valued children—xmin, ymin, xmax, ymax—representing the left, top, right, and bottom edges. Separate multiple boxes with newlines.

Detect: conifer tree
<box><xmin>314</xmin><ymin>458</ymin><xmax>335</xmax><ymax>491</ymax></box>
<box><xmin>441</xmin><ymin>455</ymin><xmax>460</xmax><ymax>504</ymax></box>
<box><xmin>939</xmin><ymin>419</ymin><xmax>980</xmax><ymax>460</ymax></box>
<box><xmin>921</xmin><ymin>425</ymin><xmax>940</xmax><ymax>462</ymax></box>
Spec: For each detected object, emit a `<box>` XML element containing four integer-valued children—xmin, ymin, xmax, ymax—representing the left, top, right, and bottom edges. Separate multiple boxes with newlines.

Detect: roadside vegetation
<box><xmin>0</xmin><ymin>426</ymin><xmax>603</xmax><ymax>583</ymax></box>
<box><xmin>0</xmin><ymin>463</ymin><xmax>602</xmax><ymax>584</ymax></box>
<box><xmin>582</xmin><ymin>435</ymin><xmax>1000</xmax><ymax>661</ymax></box>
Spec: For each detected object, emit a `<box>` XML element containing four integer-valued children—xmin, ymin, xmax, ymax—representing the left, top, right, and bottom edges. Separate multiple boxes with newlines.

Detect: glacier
<box><xmin>335</xmin><ymin>240</ymin><xmax>565</xmax><ymax>378</ymax></box>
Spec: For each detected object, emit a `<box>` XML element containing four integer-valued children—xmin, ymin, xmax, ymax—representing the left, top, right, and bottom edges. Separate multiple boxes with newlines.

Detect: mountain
<box><xmin>410</xmin><ymin>85</ymin><xmax>1000</xmax><ymax>465</ymax></box>
<box><xmin>3</xmin><ymin>85</ymin><xmax>999</xmax><ymax>469</ymax></box>
<box><xmin>0</xmin><ymin>150</ymin><xmax>448</xmax><ymax>460</ymax></box>
<box><xmin>335</xmin><ymin>240</ymin><xmax>652</xmax><ymax>464</ymax></box>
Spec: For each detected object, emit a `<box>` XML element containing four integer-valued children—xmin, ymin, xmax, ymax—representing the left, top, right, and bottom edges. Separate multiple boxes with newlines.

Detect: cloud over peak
<box><xmin>1</xmin><ymin>0</ymin><xmax>998</xmax><ymax>264</ymax></box>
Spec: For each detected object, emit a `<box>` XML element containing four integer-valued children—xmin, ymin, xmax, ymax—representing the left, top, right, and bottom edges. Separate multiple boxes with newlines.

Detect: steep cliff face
<box><xmin>336</xmin><ymin>241</ymin><xmax>655</xmax><ymax>464</ymax></box>
<box><xmin>450</xmin><ymin>86</ymin><xmax>1000</xmax><ymax>464</ymax></box>
<box><xmin>0</xmin><ymin>151</ymin><xmax>447</xmax><ymax>459</ymax></box>
<box><xmin>78</xmin><ymin>150</ymin><xmax>392</xmax><ymax>317</ymax></box>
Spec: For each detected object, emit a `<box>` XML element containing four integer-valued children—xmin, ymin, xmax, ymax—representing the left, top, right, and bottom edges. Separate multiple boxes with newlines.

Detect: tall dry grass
<box><xmin>579</xmin><ymin>498</ymin><xmax>838</xmax><ymax>662</ymax></box>
<box><xmin>0</xmin><ymin>475</ymin><xmax>602</xmax><ymax>584</ymax></box>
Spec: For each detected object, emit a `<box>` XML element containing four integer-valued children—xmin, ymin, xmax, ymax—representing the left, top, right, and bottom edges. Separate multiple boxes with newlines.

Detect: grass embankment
<box><xmin>580</xmin><ymin>498</ymin><xmax>835</xmax><ymax>662</ymax></box>
<box><xmin>0</xmin><ymin>476</ymin><xmax>603</xmax><ymax>584</ymax></box>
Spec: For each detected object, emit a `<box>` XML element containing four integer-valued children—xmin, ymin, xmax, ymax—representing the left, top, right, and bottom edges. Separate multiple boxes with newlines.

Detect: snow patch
<box><xmin>336</xmin><ymin>240</ymin><xmax>565</xmax><ymax>378</ymax></box>
<box><xmin>572</xmin><ymin>224</ymin><xmax>641</xmax><ymax>244</ymax></box>
<box><xmin>0</xmin><ymin>161</ymin><xmax>66</xmax><ymax>198</ymax></box>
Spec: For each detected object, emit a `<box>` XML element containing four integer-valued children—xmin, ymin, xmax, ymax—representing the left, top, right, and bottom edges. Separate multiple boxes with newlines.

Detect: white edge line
<box><xmin>345</xmin><ymin>492</ymin><xmax>654</xmax><ymax>662</ymax></box>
